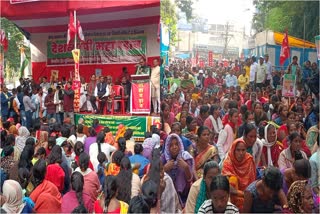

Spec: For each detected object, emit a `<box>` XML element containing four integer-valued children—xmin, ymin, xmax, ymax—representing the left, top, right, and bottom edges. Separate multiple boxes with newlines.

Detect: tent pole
<box><xmin>74</xmin><ymin>10</ymin><xmax>77</xmax><ymax>50</ymax></box>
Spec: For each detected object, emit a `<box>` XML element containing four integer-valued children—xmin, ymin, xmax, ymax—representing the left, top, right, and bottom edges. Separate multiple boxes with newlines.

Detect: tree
<box><xmin>1</xmin><ymin>17</ymin><xmax>30</xmax><ymax>79</ymax></box>
<box><xmin>161</xmin><ymin>0</ymin><xmax>178</xmax><ymax>47</ymax></box>
<box><xmin>175</xmin><ymin>0</ymin><xmax>194</xmax><ymax>22</ymax></box>
<box><xmin>252</xmin><ymin>0</ymin><xmax>319</xmax><ymax>42</ymax></box>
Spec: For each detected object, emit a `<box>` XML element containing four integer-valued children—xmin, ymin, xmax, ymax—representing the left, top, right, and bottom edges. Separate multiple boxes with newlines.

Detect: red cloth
<box><xmin>94</xmin><ymin>200</ymin><xmax>121</xmax><ymax>214</ymax></box>
<box><xmin>61</xmin><ymin>190</ymin><xmax>94</xmax><ymax>213</ymax></box>
<box><xmin>30</xmin><ymin>180</ymin><xmax>62</xmax><ymax>213</ymax></box>
<box><xmin>204</xmin><ymin>77</ymin><xmax>217</xmax><ymax>89</ymax></box>
<box><xmin>45</xmin><ymin>163</ymin><xmax>65</xmax><ymax>192</ymax></box>
<box><xmin>222</xmin><ymin>114</ymin><xmax>242</xmax><ymax>127</ymax></box>
<box><xmin>261</xmin><ymin>142</ymin><xmax>284</xmax><ymax>167</ymax></box>
<box><xmin>280</xmin><ymin>31</ymin><xmax>290</xmax><ymax>65</ymax></box>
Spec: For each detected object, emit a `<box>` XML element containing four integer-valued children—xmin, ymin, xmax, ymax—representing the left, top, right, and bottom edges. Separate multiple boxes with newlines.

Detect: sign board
<box><xmin>282</xmin><ymin>74</ymin><xmax>296</xmax><ymax>97</ymax></box>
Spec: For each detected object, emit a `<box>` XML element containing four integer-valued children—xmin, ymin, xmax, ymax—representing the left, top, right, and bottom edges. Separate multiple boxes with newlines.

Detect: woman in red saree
<box><xmin>30</xmin><ymin>159</ymin><xmax>62</xmax><ymax>213</ymax></box>
<box><xmin>221</xmin><ymin>139</ymin><xmax>256</xmax><ymax>211</ymax></box>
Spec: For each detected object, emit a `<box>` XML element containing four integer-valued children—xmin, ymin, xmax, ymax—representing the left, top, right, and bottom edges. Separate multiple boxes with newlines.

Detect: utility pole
<box><xmin>221</xmin><ymin>22</ymin><xmax>233</xmax><ymax>58</ymax></box>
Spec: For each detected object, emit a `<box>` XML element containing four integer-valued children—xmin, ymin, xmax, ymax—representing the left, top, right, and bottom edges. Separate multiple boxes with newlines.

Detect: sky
<box><xmin>193</xmin><ymin>0</ymin><xmax>255</xmax><ymax>33</ymax></box>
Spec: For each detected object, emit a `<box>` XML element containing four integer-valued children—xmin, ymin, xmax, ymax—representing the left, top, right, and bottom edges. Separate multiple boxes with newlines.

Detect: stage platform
<box><xmin>75</xmin><ymin>113</ymin><xmax>160</xmax><ymax>142</ymax></box>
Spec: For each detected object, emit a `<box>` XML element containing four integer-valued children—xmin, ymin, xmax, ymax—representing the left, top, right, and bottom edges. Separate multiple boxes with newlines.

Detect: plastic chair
<box><xmin>111</xmin><ymin>85</ymin><xmax>125</xmax><ymax>114</ymax></box>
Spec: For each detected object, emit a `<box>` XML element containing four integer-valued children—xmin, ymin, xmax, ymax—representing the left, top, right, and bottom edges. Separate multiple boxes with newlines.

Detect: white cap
<box><xmin>199</xmin><ymin>70</ymin><xmax>204</xmax><ymax>74</ymax></box>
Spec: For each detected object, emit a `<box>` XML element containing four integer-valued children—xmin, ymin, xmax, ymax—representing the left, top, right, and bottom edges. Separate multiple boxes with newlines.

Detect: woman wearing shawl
<box><xmin>35</xmin><ymin>129</ymin><xmax>48</xmax><ymax>154</ymax></box>
<box><xmin>185</xmin><ymin>161</ymin><xmax>220</xmax><ymax>213</ymax></box>
<box><xmin>15</xmin><ymin>126</ymin><xmax>30</xmax><ymax>153</ymax></box>
<box><xmin>287</xmin><ymin>180</ymin><xmax>316</xmax><ymax>213</ymax></box>
<box><xmin>180</xmin><ymin>72</ymin><xmax>195</xmax><ymax>90</ymax></box>
<box><xmin>204</xmin><ymin>105</ymin><xmax>223</xmax><ymax>144</ymax></box>
<box><xmin>306</xmin><ymin>123</ymin><xmax>319</xmax><ymax>153</ymax></box>
<box><xmin>260</xmin><ymin>123</ymin><xmax>284</xmax><ymax>167</ymax></box>
<box><xmin>194</xmin><ymin>126</ymin><xmax>219</xmax><ymax>178</ymax></box>
<box><xmin>278</xmin><ymin>132</ymin><xmax>308</xmax><ymax>170</ymax></box>
<box><xmin>217</xmin><ymin>108</ymin><xmax>239</xmax><ymax>161</ymax></box>
<box><xmin>221</xmin><ymin>138</ymin><xmax>256</xmax><ymax>211</ymax></box>
<box><xmin>277</xmin><ymin>111</ymin><xmax>296</xmax><ymax>143</ymax></box>
<box><xmin>2</xmin><ymin>180</ymin><xmax>34</xmax><ymax>213</ymax></box>
<box><xmin>30</xmin><ymin>159</ymin><xmax>62</xmax><ymax>213</ymax></box>
<box><xmin>161</xmin><ymin>133</ymin><xmax>194</xmax><ymax>208</ymax></box>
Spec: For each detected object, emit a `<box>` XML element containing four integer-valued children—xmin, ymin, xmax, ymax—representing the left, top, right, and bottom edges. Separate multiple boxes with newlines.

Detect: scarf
<box><xmin>194</xmin><ymin>179</ymin><xmax>207</xmax><ymax>213</ymax></box>
<box><xmin>208</xmin><ymin>115</ymin><xmax>223</xmax><ymax>134</ymax></box>
<box><xmin>164</xmin><ymin>133</ymin><xmax>193</xmax><ymax>163</ymax></box>
<box><xmin>261</xmin><ymin>124</ymin><xmax>277</xmax><ymax>166</ymax></box>
<box><xmin>75</xmin><ymin>167</ymin><xmax>93</xmax><ymax>176</ymax></box>
<box><xmin>2</xmin><ymin>180</ymin><xmax>26</xmax><ymax>214</ymax></box>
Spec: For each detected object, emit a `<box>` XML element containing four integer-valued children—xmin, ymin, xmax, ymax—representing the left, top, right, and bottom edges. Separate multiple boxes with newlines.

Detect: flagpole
<box><xmin>74</xmin><ymin>10</ymin><xmax>77</xmax><ymax>50</ymax></box>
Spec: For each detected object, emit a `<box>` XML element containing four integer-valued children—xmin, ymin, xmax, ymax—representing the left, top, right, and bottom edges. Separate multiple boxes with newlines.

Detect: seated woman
<box><xmin>198</xmin><ymin>175</ymin><xmax>239</xmax><ymax>214</ymax></box>
<box><xmin>94</xmin><ymin>175</ymin><xmax>129</xmax><ymax>213</ymax></box>
<box><xmin>241</xmin><ymin>123</ymin><xmax>263</xmax><ymax>166</ymax></box>
<box><xmin>61</xmin><ymin>171</ymin><xmax>93</xmax><ymax>213</ymax></box>
<box><xmin>194</xmin><ymin>126</ymin><xmax>219</xmax><ymax>178</ymax></box>
<box><xmin>116</xmin><ymin>157</ymin><xmax>141</xmax><ymax>204</ymax></box>
<box><xmin>161</xmin><ymin>133</ymin><xmax>194</xmax><ymax>208</ymax></box>
<box><xmin>287</xmin><ymin>180</ymin><xmax>316</xmax><ymax>213</ymax></box>
<box><xmin>221</xmin><ymin>139</ymin><xmax>256</xmax><ymax>211</ymax></box>
<box><xmin>282</xmin><ymin>122</ymin><xmax>311</xmax><ymax>157</ymax></box>
<box><xmin>243</xmin><ymin>166</ymin><xmax>288</xmax><ymax>213</ymax></box>
<box><xmin>2</xmin><ymin>179</ymin><xmax>34</xmax><ymax>214</ymax></box>
<box><xmin>277</xmin><ymin>111</ymin><xmax>296</xmax><ymax>142</ymax></box>
<box><xmin>282</xmin><ymin>158</ymin><xmax>311</xmax><ymax>195</ymax></box>
<box><xmin>260</xmin><ymin>124</ymin><xmax>284</xmax><ymax>167</ymax></box>
<box><xmin>278</xmin><ymin>132</ymin><xmax>308</xmax><ymax>170</ymax></box>
<box><xmin>45</xmin><ymin>145</ymin><xmax>65</xmax><ymax>192</ymax></box>
<box><xmin>185</xmin><ymin>161</ymin><xmax>220</xmax><ymax>213</ymax></box>
<box><xmin>30</xmin><ymin>159</ymin><xmax>62</xmax><ymax>213</ymax></box>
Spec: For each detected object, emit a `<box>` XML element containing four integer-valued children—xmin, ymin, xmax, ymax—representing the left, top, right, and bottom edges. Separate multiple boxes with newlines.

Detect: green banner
<box><xmin>74</xmin><ymin>114</ymin><xmax>147</xmax><ymax>137</ymax></box>
<box><xmin>47</xmin><ymin>34</ymin><xmax>147</xmax><ymax>66</ymax></box>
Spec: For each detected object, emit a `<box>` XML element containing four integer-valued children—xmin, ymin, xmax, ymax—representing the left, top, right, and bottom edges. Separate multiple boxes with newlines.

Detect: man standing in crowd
<box><xmin>255</xmin><ymin>56</ymin><xmax>267</xmax><ymax>89</ymax></box>
<box><xmin>87</xmin><ymin>74</ymin><xmax>98</xmax><ymax>114</ymax></box>
<box><xmin>264</xmin><ymin>54</ymin><xmax>272</xmax><ymax>87</ymax></box>
<box><xmin>63</xmin><ymin>81</ymin><xmax>75</xmax><ymax>125</ymax></box>
<box><xmin>1</xmin><ymin>85</ymin><xmax>12</xmax><ymax>122</ymax></box>
<box><xmin>249</xmin><ymin>56</ymin><xmax>258</xmax><ymax>89</ymax></box>
<box><xmin>151</xmin><ymin>58</ymin><xmax>160</xmax><ymax>115</ymax></box>
<box><xmin>94</xmin><ymin>76</ymin><xmax>109</xmax><ymax>114</ymax></box>
<box><xmin>196</xmin><ymin>70</ymin><xmax>205</xmax><ymax>89</ymax></box>
<box><xmin>45</xmin><ymin>87</ymin><xmax>56</xmax><ymax>121</ymax></box>
<box><xmin>225</xmin><ymin>69</ymin><xmax>238</xmax><ymax>88</ymax></box>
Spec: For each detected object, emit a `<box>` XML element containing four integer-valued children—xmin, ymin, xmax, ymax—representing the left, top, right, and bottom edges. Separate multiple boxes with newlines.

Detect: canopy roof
<box><xmin>1</xmin><ymin>0</ymin><xmax>160</xmax><ymax>33</ymax></box>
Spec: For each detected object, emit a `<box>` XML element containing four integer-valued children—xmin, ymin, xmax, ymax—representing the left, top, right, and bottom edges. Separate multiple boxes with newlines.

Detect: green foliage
<box><xmin>252</xmin><ymin>0</ymin><xmax>319</xmax><ymax>42</ymax></box>
<box><xmin>1</xmin><ymin>17</ymin><xmax>30</xmax><ymax>76</ymax></box>
<box><xmin>161</xmin><ymin>0</ymin><xmax>178</xmax><ymax>47</ymax></box>
<box><xmin>175</xmin><ymin>0</ymin><xmax>194</xmax><ymax>21</ymax></box>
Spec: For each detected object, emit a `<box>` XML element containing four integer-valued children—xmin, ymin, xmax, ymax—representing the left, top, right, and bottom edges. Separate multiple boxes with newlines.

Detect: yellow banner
<box><xmin>72</xmin><ymin>49</ymin><xmax>80</xmax><ymax>63</ymax></box>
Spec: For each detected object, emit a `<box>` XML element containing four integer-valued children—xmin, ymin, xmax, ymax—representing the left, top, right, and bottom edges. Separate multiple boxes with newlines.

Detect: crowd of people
<box><xmin>158</xmin><ymin>55</ymin><xmax>319</xmax><ymax>213</ymax></box>
<box><xmin>0</xmin><ymin>53</ymin><xmax>319</xmax><ymax>214</ymax></box>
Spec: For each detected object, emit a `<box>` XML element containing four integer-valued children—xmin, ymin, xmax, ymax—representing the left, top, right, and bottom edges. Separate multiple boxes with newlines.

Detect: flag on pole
<box><xmin>77</xmin><ymin>20</ymin><xmax>85</xmax><ymax>42</ymax></box>
<box><xmin>0</xmin><ymin>29</ymin><xmax>8</xmax><ymax>52</ymax></box>
<box><xmin>280</xmin><ymin>30</ymin><xmax>290</xmax><ymax>65</ymax></box>
<box><xmin>195</xmin><ymin>50</ymin><xmax>199</xmax><ymax>65</ymax></box>
<box><xmin>19</xmin><ymin>47</ymin><xmax>29</xmax><ymax>78</ymax></box>
<box><xmin>67</xmin><ymin>11</ymin><xmax>76</xmax><ymax>45</ymax></box>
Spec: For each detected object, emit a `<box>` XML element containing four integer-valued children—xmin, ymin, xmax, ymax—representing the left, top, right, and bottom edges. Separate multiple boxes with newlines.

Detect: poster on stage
<box><xmin>131</xmin><ymin>76</ymin><xmax>151</xmax><ymax>114</ymax></box>
<box><xmin>47</xmin><ymin>34</ymin><xmax>147</xmax><ymax>66</ymax></box>
<box><xmin>282</xmin><ymin>74</ymin><xmax>296</xmax><ymax>97</ymax></box>
<box><xmin>50</xmin><ymin>70</ymin><xmax>59</xmax><ymax>82</ymax></box>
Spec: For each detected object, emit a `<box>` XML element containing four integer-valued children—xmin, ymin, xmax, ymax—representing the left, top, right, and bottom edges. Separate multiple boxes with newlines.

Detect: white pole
<box><xmin>74</xmin><ymin>10</ymin><xmax>77</xmax><ymax>49</ymax></box>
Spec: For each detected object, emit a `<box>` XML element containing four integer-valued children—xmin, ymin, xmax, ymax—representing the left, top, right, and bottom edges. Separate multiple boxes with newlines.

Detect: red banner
<box><xmin>208</xmin><ymin>51</ymin><xmax>213</xmax><ymax>66</ymax></box>
<box><xmin>280</xmin><ymin>30</ymin><xmax>290</xmax><ymax>65</ymax></box>
<box><xmin>72</xmin><ymin>49</ymin><xmax>80</xmax><ymax>112</ymax></box>
<box><xmin>131</xmin><ymin>75</ymin><xmax>150</xmax><ymax>114</ymax></box>
<box><xmin>199</xmin><ymin>60</ymin><xmax>204</xmax><ymax>68</ymax></box>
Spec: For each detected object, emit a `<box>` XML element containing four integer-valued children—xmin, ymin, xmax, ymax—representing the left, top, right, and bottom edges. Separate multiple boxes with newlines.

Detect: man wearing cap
<box><xmin>196</xmin><ymin>70</ymin><xmax>205</xmax><ymax>89</ymax></box>
<box><xmin>264</xmin><ymin>54</ymin><xmax>272</xmax><ymax>87</ymax></box>
<box><xmin>255</xmin><ymin>56</ymin><xmax>267</xmax><ymax>89</ymax></box>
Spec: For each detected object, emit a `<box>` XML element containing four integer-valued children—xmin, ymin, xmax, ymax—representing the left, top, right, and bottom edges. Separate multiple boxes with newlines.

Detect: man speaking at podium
<box><xmin>135</xmin><ymin>57</ymin><xmax>151</xmax><ymax>75</ymax></box>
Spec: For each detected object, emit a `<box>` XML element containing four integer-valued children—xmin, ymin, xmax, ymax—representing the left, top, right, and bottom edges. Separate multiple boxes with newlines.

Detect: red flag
<box><xmin>77</xmin><ymin>20</ymin><xmax>85</xmax><ymax>42</ymax></box>
<box><xmin>0</xmin><ymin>29</ymin><xmax>8</xmax><ymax>52</ymax></box>
<box><xmin>280</xmin><ymin>30</ymin><xmax>290</xmax><ymax>65</ymax></box>
<box><xmin>67</xmin><ymin>11</ymin><xmax>76</xmax><ymax>45</ymax></box>
<box><xmin>208</xmin><ymin>51</ymin><xmax>213</xmax><ymax>66</ymax></box>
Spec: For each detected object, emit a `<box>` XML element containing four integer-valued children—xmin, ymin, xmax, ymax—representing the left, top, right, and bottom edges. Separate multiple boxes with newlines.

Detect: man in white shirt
<box><xmin>225</xmin><ymin>69</ymin><xmax>238</xmax><ymax>88</ymax></box>
<box><xmin>249</xmin><ymin>56</ymin><xmax>258</xmax><ymax>89</ymax></box>
<box><xmin>151</xmin><ymin>59</ymin><xmax>160</xmax><ymax>115</ymax></box>
<box><xmin>264</xmin><ymin>54</ymin><xmax>273</xmax><ymax>88</ymax></box>
<box><xmin>255</xmin><ymin>56</ymin><xmax>267</xmax><ymax>89</ymax></box>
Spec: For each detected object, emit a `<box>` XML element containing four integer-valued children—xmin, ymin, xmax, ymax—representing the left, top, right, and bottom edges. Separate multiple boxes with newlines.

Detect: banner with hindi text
<box><xmin>47</xmin><ymin>34</ymin><xmax>147</xmax><ymax>66</ymax></box>
<box><xmin>131</xmin><ymin>75</ymin><xmax>151</xmax><ymax>114</ymax></box>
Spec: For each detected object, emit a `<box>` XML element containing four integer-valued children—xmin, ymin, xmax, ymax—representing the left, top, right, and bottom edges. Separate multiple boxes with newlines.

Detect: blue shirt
<box><xmin>129</xmin><ymin>154</ymin><xmax>150</xmax><ymax>178</ymax></box>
